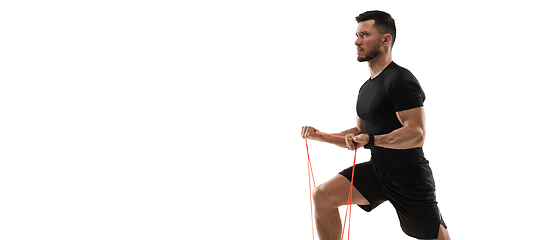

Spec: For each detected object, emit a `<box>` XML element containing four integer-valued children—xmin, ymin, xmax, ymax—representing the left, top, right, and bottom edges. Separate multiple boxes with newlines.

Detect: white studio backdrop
<box><xmin>1</xmin><ymin>0</ymin><xmax>541</xmax><ymax>239</ymax></box>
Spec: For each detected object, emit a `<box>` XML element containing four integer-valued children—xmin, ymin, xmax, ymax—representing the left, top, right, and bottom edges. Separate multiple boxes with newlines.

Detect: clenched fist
<box><xmin>301</xmin><ymin>126</ymin><xmax>319</xmax><ymax>140</ymax></box>
<box><xmin>345</xmin><ymin>133</ymin><xmax>369</xmax><ymax>151</ymax></box>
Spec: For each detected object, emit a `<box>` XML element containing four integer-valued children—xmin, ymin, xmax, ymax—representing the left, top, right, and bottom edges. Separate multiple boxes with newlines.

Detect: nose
<box><xmin>354</xmin><ymin>37</ymin><xmax>362</xmax><ymax>47</ymax></box>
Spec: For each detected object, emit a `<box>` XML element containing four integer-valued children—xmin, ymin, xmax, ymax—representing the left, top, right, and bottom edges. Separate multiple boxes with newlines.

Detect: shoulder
<box><xmin>382</xmin><ymin>62</ymin><xmax>417</xmax><ymax>86</ymax></box>
<box><xmin>381</xmin><ymin>63</ymin><xmax>426</xmax><ymax>111</ymax></box>
<box><xmin>381</xmin><ymin>62</ymin><xmax>424</xmax><ymax>99</ymax></box>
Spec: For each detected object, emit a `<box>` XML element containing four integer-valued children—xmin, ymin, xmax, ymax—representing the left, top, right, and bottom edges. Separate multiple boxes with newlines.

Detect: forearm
<box><xmin>374</xmin><ymin>125</ymin><xmax>424</xmax><ymax>149</ymax></box>
<box><xmin>315</xmin><ymin>127</ymin><xmax>364</xmax><ymax>149</ymax></box>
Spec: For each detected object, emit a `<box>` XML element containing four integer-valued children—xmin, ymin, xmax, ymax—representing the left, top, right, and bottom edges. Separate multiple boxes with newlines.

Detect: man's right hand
<box><xmin>301</xmin><ymin>126</ymin><xmax>320</xmax><ymax>140</ymax></box>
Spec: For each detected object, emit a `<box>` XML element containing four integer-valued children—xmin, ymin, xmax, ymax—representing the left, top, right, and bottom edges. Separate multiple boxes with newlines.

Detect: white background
<box><xmin>1</xmin><ymin>0</ymin><xmax>542</xmax><ymax>239</ymax></box>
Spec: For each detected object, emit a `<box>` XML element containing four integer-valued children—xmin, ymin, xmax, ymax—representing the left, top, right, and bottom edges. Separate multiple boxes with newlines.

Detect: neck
<box><xmin>367</xmin><ymin>53</ymin><xmax>392</xmax><ymax>79</ymax></box>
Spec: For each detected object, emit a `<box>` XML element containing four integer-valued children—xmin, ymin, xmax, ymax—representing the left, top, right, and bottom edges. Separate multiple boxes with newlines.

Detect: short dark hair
<box><xmin>355</xmin><ymin>10</ymin><xmax>396</xmax><ymax>48</ymax></box>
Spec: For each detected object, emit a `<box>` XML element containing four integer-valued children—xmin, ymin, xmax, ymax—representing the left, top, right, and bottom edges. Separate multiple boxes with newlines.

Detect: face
<box><xmin>355</xmin><ymin>20</ymin><xmax>383</xmax><ymax>62</ymax></box>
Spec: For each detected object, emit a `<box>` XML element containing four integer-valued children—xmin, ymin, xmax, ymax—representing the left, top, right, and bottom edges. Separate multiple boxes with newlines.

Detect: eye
<box><xmin>357</xmin><ymin>32</ymin><xmax>368</xmax><ymax>38</ymax></box>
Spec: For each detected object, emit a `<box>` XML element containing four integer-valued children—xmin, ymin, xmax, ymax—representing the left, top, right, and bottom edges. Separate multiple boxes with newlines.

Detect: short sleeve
<box><xmin>387</xmin><ymin>76</ymin><xmax>425</xmax><ymax>112</ymax></box>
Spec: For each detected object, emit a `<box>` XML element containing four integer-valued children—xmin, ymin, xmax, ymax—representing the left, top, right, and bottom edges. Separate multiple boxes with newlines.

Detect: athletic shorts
<box><xmin>338</xmin><ymin>160</ymin><xmax>447</xmax><ymax>239</ymax></box>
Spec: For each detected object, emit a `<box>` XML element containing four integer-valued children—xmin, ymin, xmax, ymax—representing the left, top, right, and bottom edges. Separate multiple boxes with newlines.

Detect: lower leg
<box><xmin>314</xmin><ymin>204</ymin><xmax>342</xmax><ymax>240</ymax></box>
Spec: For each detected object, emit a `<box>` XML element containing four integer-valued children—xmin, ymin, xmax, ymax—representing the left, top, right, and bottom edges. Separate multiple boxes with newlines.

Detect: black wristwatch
<box><xmin>364</xmin><ymin>134</ymin><xmax>375</xmax><ymax>149</ymax></box>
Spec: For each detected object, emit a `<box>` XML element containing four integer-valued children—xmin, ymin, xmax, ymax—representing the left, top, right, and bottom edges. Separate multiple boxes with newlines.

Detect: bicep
<box><xmin>396</xmin><ymin>107</ymin><xmax>425</xmax><ymax>131</ymax></box>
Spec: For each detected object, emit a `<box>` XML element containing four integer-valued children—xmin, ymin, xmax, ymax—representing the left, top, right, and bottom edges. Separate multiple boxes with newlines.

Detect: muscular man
<box><xmin>301</xmin><ymin>11</ymin><xmax>451</xmax><ymax>240</ymax></box>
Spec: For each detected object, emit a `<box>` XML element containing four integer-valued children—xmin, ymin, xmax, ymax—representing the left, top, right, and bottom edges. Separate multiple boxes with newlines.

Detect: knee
<box><xmin>312</xmin><ymin>185</ymin><xmax>337</xmax><ymax>208</ymax></box>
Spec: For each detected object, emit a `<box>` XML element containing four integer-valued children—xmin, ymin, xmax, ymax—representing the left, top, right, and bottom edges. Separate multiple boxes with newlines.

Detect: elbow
<box><xmin>414</xmin><ymin>129</ymin><xmax>425</xmax><ymax>148</ymax></box>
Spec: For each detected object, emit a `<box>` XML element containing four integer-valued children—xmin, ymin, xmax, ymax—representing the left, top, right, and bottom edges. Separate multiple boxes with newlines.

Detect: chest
<box><xmin>356</xmin><ymin>80</ymin><xmax>395</xmax><ymax>120</ymax></box>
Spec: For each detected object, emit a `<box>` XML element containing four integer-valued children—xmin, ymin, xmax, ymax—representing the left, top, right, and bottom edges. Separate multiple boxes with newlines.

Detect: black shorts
<box><xmin>338</xmin><ymin>160</ymin><xmax>447</xmax><ymax>239</ymax></box>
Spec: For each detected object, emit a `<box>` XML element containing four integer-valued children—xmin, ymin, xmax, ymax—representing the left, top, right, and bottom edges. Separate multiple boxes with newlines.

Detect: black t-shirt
<box><xmin>356</xmin><ymin>61</ymin><xmax>432</xmax><ymax>178</ymax></box>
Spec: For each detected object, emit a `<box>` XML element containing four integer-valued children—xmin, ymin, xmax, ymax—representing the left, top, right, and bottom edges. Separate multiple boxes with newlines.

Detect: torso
<box><xmin>356</xmin><ymin>61</ymin><xmax>432</xmax><ymax>178</ymax></box>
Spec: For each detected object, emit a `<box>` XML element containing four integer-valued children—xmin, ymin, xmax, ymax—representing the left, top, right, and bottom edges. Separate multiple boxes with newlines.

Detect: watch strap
<box><xmin>364</xmin><ymin>134</ymin><xmax>375</xmax><ymax>149</ymax></box>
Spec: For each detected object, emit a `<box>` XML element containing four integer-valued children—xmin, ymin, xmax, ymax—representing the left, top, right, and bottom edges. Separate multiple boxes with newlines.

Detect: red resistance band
<box><xmin>305</xmin><ymin>131</ymin><xmax>357</xmax><ymax>240</ymax></box>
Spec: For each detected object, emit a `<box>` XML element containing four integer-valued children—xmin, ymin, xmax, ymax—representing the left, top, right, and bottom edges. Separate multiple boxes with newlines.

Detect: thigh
<box><xmin>381</xmin><ymin>174</ymin><xmax>447</xmax><ymax>239</ymax></box>
<box><xmin>338</xmin><ymin>161</ymin><xmax>387</xmax><ymax>211</ymax></box>
<box><xmin>316</xmin><ymin>174</ymin><xmax>370</xmax><ymax>206</ymax></box>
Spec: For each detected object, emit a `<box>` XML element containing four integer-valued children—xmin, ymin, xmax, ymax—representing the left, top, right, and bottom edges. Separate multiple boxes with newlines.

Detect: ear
<box><xmin>382</xmin><ymin>34</ymin><xmax>393</xmax><ymax>47</ymax></box>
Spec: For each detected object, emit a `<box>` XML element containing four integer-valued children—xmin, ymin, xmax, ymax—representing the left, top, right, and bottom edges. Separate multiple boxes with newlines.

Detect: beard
<box><xmin>357</xmin><ymin>44</ymin><xmax>381</xmax><ymax>62</ymax></box>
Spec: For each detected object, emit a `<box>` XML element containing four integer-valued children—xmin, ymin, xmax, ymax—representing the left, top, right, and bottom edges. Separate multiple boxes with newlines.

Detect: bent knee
<box><xmin>312</xmin><ymin>185</ymin><xmax>340</xmax><ymax>208</ymax></box>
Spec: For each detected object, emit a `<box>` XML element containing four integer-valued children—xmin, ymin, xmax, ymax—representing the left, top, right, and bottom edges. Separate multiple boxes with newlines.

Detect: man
<box><xmin>301</xmin><ymin>11</ymin><xmax>451</xmax><ymax>240</ymax></box>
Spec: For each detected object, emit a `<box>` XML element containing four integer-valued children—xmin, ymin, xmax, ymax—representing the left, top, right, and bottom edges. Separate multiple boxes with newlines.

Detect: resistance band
<box><xmin>305</xmin><ymin>131</ymin><xmax>357</xmax><ymax>240</ymax></box>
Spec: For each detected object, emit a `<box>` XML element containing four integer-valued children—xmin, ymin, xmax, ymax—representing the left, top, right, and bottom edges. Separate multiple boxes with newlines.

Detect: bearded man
<box><xmin>301</xmin><ymin>10</ymin><xmax>452</xmax><ymax>240</ymax></box>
